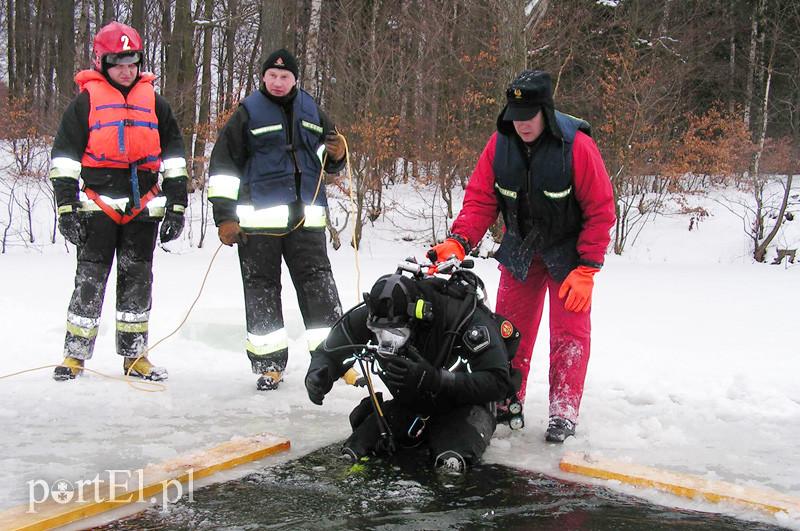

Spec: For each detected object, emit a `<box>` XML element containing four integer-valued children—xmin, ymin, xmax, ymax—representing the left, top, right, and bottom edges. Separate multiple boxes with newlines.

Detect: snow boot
<box><xmin>496</xmin><ymin>397</ymin><xmax>525</xmax><ymax>430</ymax></box>
<box><xmin>123</xmin><ymin>356</ymin><xmax>168</xmax><ymax>381</ymax></box>
<box><xmin>434</xmin><ymin>450</ymin><xmax>466</xmax><ymax>474</ymax></box>
<box><xmin>256</xmin><ymin>370</ymin><xmax>283</xmax><ymax>391</ymax></box>
<box><xmin>53</xmin><ymin>357</ymin><xmax>84</xmax><ymax>381</ymax></box>
<box><xmin>545</xmin><ymin>416</ymin><xmax>575</xmax><ymax>443</ymax></box>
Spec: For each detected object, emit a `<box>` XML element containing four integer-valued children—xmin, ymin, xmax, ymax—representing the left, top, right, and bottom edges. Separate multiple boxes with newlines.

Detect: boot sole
<box><xmin>53</xmin><ymin>368</ymin><xmax>82</xmax><ymax>381</ymax></box>
<box><xmin>125</xmin><ymin>370</ymin><xmax>168</xmax><ymax>382</ymax></box>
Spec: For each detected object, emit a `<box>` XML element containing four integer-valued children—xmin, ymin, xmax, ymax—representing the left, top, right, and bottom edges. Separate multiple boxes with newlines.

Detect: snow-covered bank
<box><xmin>1</xmin><ymin>190</ymin><xmax>799</xmax><ymax>529</ymax></box>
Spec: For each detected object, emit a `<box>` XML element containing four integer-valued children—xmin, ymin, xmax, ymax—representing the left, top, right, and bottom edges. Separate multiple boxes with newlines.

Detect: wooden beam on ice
<box><xmin>560</xmin><ymin>451</ymin><xmax>800</xmax><ymax>516</ymax></box>
<box><xmin>0</xmin><ymin>433</ymin><xmax>290</xmax><ymax>531</ymax></box>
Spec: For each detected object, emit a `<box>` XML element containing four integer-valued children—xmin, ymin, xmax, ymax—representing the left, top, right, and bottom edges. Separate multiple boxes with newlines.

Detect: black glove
<box><xmin>58</xmin><ymin>211</ymin><xmax>85</xmax><ymax>246</ymax></box>
<box><xmin>382</xmin><ymin>347</ymin><xmax>442</xmax><ymax>393</ymax></box>
<box><xmin>159</xmin><ymin>210</ymin><xmax>185</xmax><ymax>243</ymax></box>
<box><xmin>305</xmin><ymin>365</ymin><xmax>334</xmax><ymax>405</ymax></box>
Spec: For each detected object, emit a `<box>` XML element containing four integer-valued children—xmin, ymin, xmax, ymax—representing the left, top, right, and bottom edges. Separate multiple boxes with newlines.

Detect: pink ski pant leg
<box><xmin>546</xmin><ymin>274</ymin><xmax>591</xmax><ymax>423</ymax></box>
<box><xmin>494</xmin><ymin>262</ymin><xmax>547</xmax><ymax>404</ymax></box>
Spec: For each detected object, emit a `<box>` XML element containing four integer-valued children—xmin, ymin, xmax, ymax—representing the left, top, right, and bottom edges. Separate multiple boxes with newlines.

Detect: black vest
<box><xmin>492</xmin><ymin>111</ymin><xmax>591</xmax><ymax>281</ymax></box>
<box><xmin>240</xmin><ymin>88</ymin><xmax>326</xmax><ymax>209</ymax></box>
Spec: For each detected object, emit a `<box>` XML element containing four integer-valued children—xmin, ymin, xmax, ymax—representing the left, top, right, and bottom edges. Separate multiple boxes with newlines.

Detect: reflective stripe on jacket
<box><xmin>240</xmin><ymin>88</ymin><xmax>326</xmax><ymax>210</ymax></box>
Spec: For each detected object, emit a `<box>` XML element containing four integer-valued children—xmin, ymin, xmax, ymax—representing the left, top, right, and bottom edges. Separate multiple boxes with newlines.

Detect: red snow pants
<box><xmin>494</xmin><ymin>257</ymin><xmax>591</xmax><ymax>423</ymax></box>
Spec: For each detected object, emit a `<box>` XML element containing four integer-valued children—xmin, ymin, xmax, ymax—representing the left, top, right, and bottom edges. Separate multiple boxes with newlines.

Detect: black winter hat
<box><xmin>364</xmin><ymin>274</ymin><xmax>420</xmax><ymax>328</ymax></box>
<box><xmin>497</xmin><ymin>69</ymin><xmax>563</xmax><ymax>140</ymax></box>
<box><xmin>261</xmin><ymin>48</ymin><xmax>299</xmax><ymax>79</ymax></box>
<box><xmin>502</xmin><ymin>70</ymin><xmax>554</xmax><ymax>121</ymax></box>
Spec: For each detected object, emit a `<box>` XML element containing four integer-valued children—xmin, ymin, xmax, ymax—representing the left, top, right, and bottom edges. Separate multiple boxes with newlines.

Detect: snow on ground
<box><xmin>1</xmin><ymin>185</ymin><xmax>799</xmax><ymax>529</ymax></box>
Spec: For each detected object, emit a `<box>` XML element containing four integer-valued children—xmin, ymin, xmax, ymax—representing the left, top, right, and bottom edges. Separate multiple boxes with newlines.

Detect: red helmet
<box><xmin>92</xmin><ymin>21</ymin><xmax>143</xmax><ymax>71</ymax></box>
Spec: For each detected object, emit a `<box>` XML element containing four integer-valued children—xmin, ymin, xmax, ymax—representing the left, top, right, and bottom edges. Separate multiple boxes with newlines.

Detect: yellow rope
<box><xmin>122</xmin><ymin>241</ymin><xmax>225</xmax><ymax>390</ymax></box>
<box><xmin>340</xmin><ymin>133</ymin><xmax>362</xmax><ymax>303</ymax></box>
<box><xmin>1</xmin><ymin>364</ymin><xmax>166</xmax><ymax>391</ymax></box>
<box><xmin>2</xmin><ymin>132</ymin><xmax>362</xmax><ymax>391</ymax></box>
<box><xmin>0</xmin><ymin>242</ymin><xmax>225</xmax><ymax>392</ymax></box>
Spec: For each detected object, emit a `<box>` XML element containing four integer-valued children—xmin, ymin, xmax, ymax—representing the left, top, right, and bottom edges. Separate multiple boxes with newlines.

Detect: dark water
<box><xmin>98</xmin><ymin>444</ymin><xmax>786</xmax><ymax>530</ymax></box>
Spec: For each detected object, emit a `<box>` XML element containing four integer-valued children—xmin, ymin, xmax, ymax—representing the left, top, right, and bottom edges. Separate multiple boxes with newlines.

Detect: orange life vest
<box><xmin>75</xmin><ymin>69</ymin><xmax>161</xmax><ymax>172</ymax></box>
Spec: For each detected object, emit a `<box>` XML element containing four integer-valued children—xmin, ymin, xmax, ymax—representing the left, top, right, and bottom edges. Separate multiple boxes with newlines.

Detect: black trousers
<box><xmin>63</xmin><ymin>215</ymin><xmax>158</xmax><ymax>359</ymax></box>
<box><xmin>343</xmin><ymin>396</ymin><xmax>497</xmax><ymax>468</ymax></box>
<box><xmin>237</xmin><ymin>229</ymin><xmax>342</xmax><ymax>373</ymax></box>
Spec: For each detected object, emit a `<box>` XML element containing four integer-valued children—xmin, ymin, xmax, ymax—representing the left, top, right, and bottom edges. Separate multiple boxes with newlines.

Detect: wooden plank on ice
<box><xmin>560</xmin><ymin>451</ymin><xmax>800</xmax><ymax>515</ymax></box>
<box><xmin>0</xmin><ymin>433</ymin><xmax>290</xmax><ymax>531</ymax></box>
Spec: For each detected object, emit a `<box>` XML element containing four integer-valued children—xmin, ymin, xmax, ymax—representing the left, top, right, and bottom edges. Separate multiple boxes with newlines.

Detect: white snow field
<box><xmin>0</xmin><ymin>185</ymin><xmax>798</xmax><ymax>529</ymax></box>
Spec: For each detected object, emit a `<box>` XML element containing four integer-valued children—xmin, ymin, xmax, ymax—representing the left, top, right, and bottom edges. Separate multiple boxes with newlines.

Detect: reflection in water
<box><xmin>100</xmin><ymin>444</ymin><xmax>783</xmax><ymax>530</ymax></box>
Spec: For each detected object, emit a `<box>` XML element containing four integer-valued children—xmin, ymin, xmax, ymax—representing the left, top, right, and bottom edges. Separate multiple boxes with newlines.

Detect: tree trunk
<box><xmin>743</xmin><ymin>0</ymin><xmax>762</xmax><ymax>129</ymax></box>
<box><xmin>752</xmin><ymin>34</ymin><xmax>778</xmax><ymax>262</ymax></box>
<box><xmin>192</xmin><ymin>0</ymin><xmax>214</xmax><ymax>192</ymax></box>
<box><xmin>161</xmin><ymin>0</ymin><xmax>173</xmax><ymax>94</ymax></box>
<box><xmin>304</xmin><ymin>0</ymin><xmax>323</xmax><ymax>97</ymax></box>
<box><xmin>222</xmin><ymin>0</ymin><xmax>238</xmax><ymax>111</ymax></box>
<box><xmin>7</xmin><ymin>0</ymin><xmax>15</xmax><ymax>98</ymax></box>
<box><xmin>727</xmin><ymin>0</ymin><xmax>736</xmax><ymax>114</ymax></box>
<box><xmin>41</xmin><ymin>2</ymin><xmax>57</xmax><ymax>117</ymax></box>
<box><xmin>525</xmin><ymin>0</ymin><xmax>549</xmax><ymax>36</ymax></box>
<box><xmin>55</xmin><ymin>0</ymin><xmax>76</xmax><ymax>112</ymax></box>
<box><xmin>261</xmin><ymin>0</ymin><xmax>284</xmax><ymax>62</ymax></box>
<box><xmin>13</xmin><ymin>0</ymin><xmax>33</xmax><ymax>100</ymax></box>
<box><xmin>76</xmin><ymin>0</ymin><xmax>90</xmax><ymax>70</ymax></box>
<box><xmin>494</xmin><ymin>0</ymin><xmax>527</xmax><ymax>79</ymax></box>
<box><xmin>176</xmin><ymin>0</ymin><xmax>195</xmax><ymax>167</ymax></box>
<box><xmin>131</xmin><ymin>0</ymin><xmax>145</xmax><ymax>33</ymax></box>
<box><xmin>754</xmin><ymin>175</ymin><xmax>792</xmax><ymax>263</ymax></box>
<box><xmin>102</xmin><ymin>0</ymin><xmax>114</xmax><ymax>24</ymax></box>
<box><xmin>751</xmin><ymin>44</ymin><xmax>774</xmax><ymax>179</ymax></box>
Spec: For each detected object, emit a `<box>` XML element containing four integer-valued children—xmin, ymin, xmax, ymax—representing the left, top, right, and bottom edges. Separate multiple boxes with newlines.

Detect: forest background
<box><xmin>1</xmin><ymin>0</ymin><xmax>799</xmax><ymax>263</ymax></box>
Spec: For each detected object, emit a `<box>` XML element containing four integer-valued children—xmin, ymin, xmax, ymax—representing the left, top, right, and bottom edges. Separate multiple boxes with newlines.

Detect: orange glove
<box><xmin>429</xmin><ymin>237</ymin><xmax>466</xmax><ymax>263</ymax></box>
<box><xmin>218</xmin><ymin>220</ymin><xmax>248</xmax><ymax>246</ymax></box>
<box><xmin>557</xmin><ymin>265</ymin><xmax>601</xmax><ymax>313</ymax></box>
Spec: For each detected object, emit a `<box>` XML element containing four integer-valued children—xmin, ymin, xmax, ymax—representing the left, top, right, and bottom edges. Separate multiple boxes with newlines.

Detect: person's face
<box><xmin>513</xmin><ymin>110</ymin><xmax>545</xmax><ymax>143</ymax></box>
<box><xmin>263</xmin><ymin>68</ymin><xmax>296</xmax><ymax>97</ymax></box>
<box><xmin>107</xmin><ymin>63</ymin><xmax>138</xmax><ymax>87</ymax></box>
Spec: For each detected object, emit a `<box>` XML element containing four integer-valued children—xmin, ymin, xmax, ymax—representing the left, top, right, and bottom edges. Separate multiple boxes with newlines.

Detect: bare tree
<box><xmin>54</xmin><ymin>0</ymin><xmax>76</xmax><ymax>112</ymax></box>
<box><xmin>304</xmin><ymin>0</ymin><xmax>322</xmax><ymax>97</ymax></box>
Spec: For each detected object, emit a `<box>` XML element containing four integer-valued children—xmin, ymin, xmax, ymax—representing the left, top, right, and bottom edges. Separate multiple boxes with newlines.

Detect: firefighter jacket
<box><xmin>307</xmin><ymin>276</ymin><xmax>517</xmax><ymax>416</ymax></box>
<box><xmin>208</xmin><ymin>86</ymin><xmax>345</xmax><ymax>232</ymax></box>
<box><xmin>49</xmin><ymin>70</ymin><xmax>188</xmax><ymax>221</ymax></box>
<box><xmin>451</xmin><ymin>111</ymin><xmax>615</xmax><ymax>282</ymax></box>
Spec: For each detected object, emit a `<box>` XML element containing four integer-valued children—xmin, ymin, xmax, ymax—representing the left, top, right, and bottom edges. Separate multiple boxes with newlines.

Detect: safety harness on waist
<box><xmin>83</xmin><ymin>183</ymin><xmax>161</xmax><ymax>225</ymax></box>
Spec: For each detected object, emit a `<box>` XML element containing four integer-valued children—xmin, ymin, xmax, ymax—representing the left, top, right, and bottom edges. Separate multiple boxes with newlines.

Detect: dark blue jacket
<box><xmin>241</xmin><ymin>88</ymin><xmax>327</xmax><ymax>209</ymax></box>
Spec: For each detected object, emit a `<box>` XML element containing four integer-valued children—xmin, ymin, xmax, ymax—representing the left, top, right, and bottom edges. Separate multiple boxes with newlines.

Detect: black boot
<box><xmin>53</xmin><ymin>356</ymin><xmax>84</xmax><ymax>381</ymax></box>
<box><xmin>545</xmin><ymin>416</ymin><xmax>575</xmax><ymax>443</ymax></box>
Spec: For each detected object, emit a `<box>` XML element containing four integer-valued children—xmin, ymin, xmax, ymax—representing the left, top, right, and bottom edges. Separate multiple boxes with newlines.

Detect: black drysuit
<box><xmin>306</xmin><ymin>277</ymin><xmax>517</xmax><ymax>467</ymax></box>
